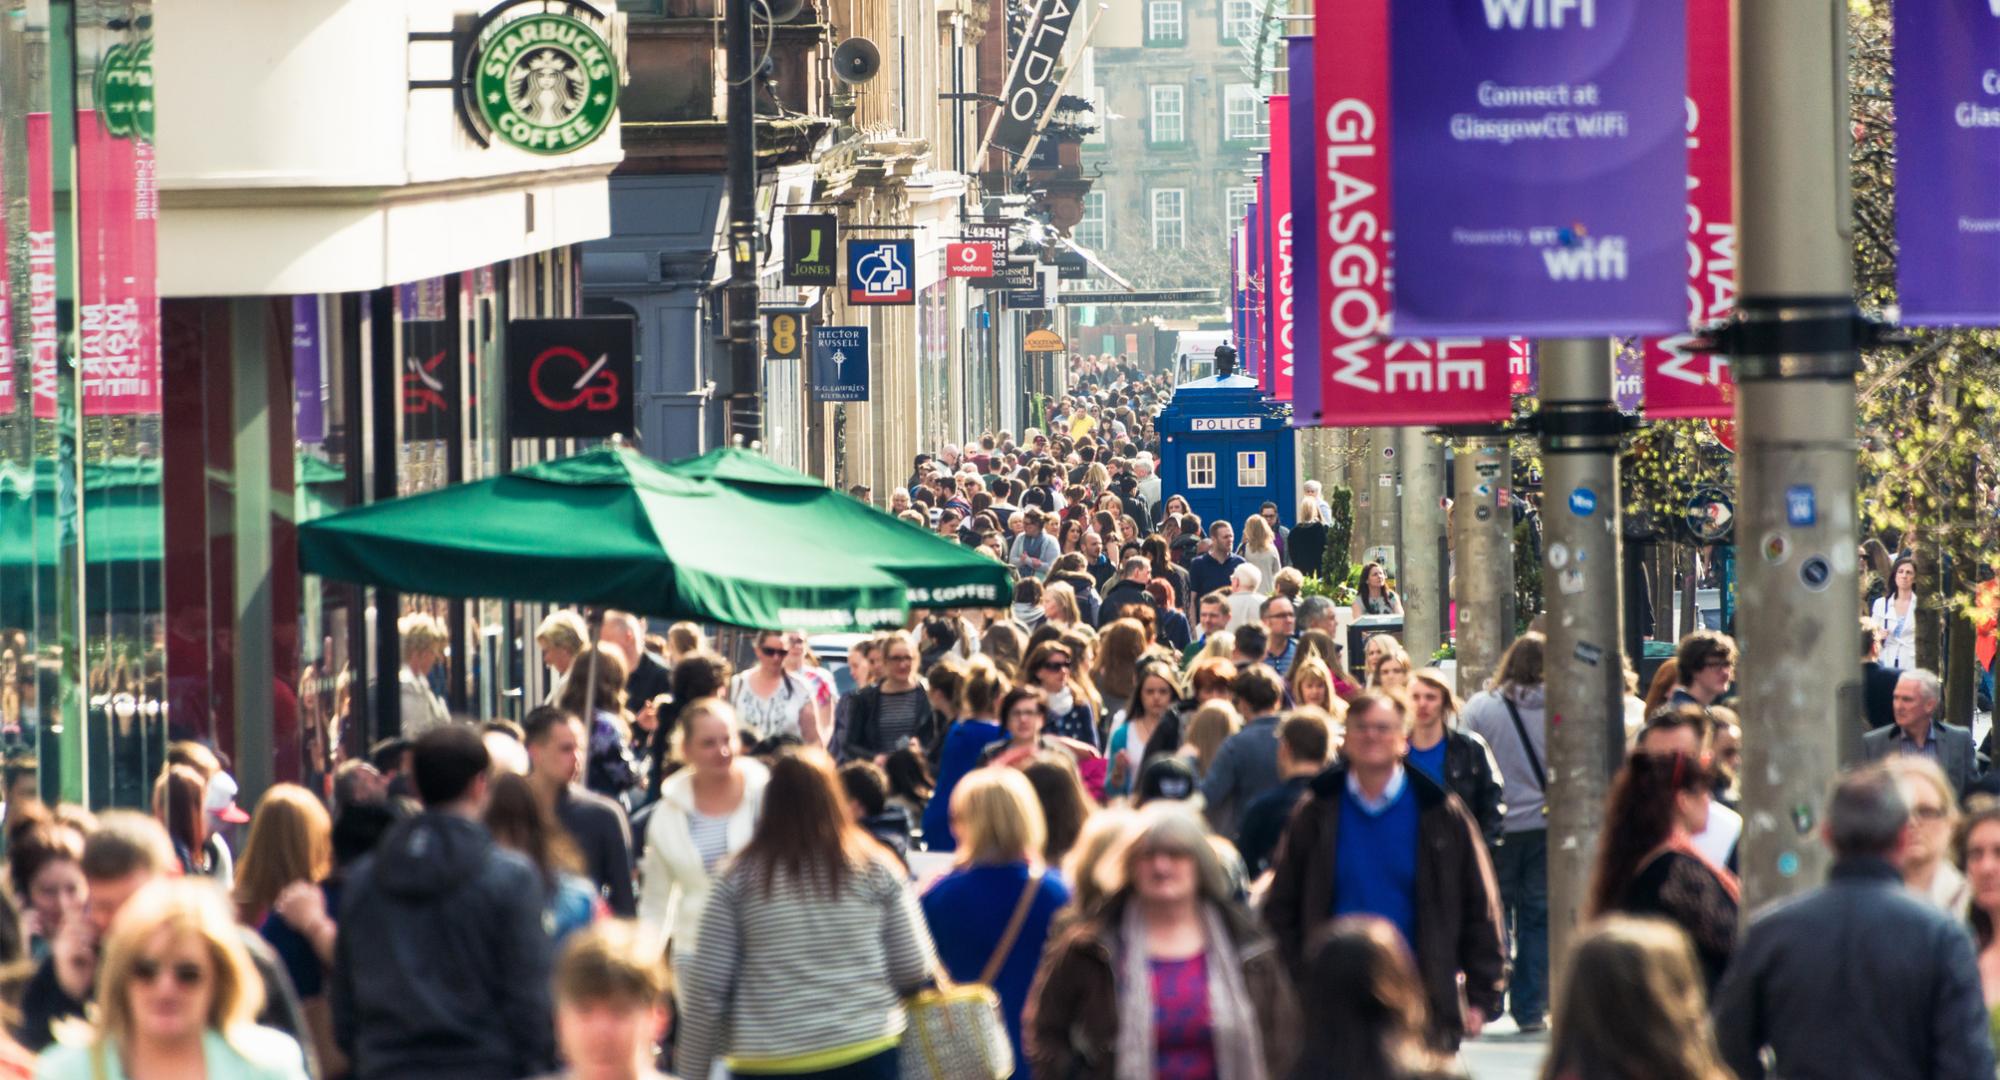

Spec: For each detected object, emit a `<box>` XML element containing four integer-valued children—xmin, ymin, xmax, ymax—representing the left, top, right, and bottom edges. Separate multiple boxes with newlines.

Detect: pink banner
<box><xmin>1508</xmin><ymin>338</ymin><xmax>1534</xmax><ymax>396</ymax></box>
<box><xmin>78</xmin><ymin>111</ymin><xmax>161</xmax><ymax>417</ymax></box>
<box><xmin>0</xmin><ymin>126</ymin><xmax>11</xmax><ymax>416</ymax></box>
<box><xmin>29</xmin><ymin>114</ymin><xmax>55</xmax><ymax>421</ymax></box>
<box><xmin>1641</xmin><ymin>0</ymin><xmax>1735</xmax><ymax>419</ymax></box>
<box><xmin>1267</xmin><ymin>95</ymin><xmax>1294</xmax><ymax>402</ymax></box>
<box><xmin>1309</xmin><ymin>0</ymin><xmax>1514</xmax><ymax>426</ymax></box>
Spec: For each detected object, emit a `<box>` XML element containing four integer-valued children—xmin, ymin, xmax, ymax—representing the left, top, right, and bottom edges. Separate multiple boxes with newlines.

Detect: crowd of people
<box><xmin>2</xmin><ymin>368</ymin><xmax>2000</xmax><ymax>1080</ymax></box>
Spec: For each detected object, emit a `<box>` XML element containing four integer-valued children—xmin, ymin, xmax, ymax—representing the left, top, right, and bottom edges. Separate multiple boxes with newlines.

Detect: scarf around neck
<box><xmin>1113</xmin><ymin>901</ymin><xmax>1267</xmax><ymax>1080</ymax></box>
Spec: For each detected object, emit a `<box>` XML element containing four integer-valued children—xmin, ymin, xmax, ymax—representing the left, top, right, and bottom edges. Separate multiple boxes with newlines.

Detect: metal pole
<box><xmin>1451</xmin><ymin>434</ymin><xmax>1513</xmax><ymax>696</ymax></box>
<box><xmin>1732</xmin><ymin>0</ymin><xmax>1862</xmax><ymax>908</ymax></box>
<box><xmin>1536</xmin><ymin>337</ymin><xmax>1626</xmax><ymax>993</ymax></box>
<box><xmin>1398</xmin><ymin>427</ymin><xmax>1445</xmax><ymax>663</ymax></box>
<box><xmin>1370</xmin><ymin>427</ymin><xmax>1398</xmax><ymax>577</ymax></box>
<box><xmin>722</xmin><ymin>0</ymin><xmax>761</xmax><ymax>435</ymax></box>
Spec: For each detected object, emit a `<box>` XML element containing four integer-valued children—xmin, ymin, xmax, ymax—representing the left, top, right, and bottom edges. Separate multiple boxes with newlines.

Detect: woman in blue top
<box><xmin>922</xmin><ymin>658</ymin><xmax>1012</xmax><ymax>852</ymax></box>
<box><xmin>921</xmin><ymin>768</ymin><xmax>1071</xmax><ymax>1079</ymax></box>
<box><xmin>1104</xmin><ymin>663</ymin><xmax>1183</xmax><ymax>800</ymax></box>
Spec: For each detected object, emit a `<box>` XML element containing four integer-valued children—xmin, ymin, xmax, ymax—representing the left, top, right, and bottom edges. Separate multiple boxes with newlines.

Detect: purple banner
<box><xmin>1247</xmin><ymin>197</ymin><xmax>1263</xmax><ymax>382</ymax></box>
<box><xmin>1388</xmin><ymin>0</ymin><xmax>1687</xmax><ymax>337</ymax></box>
<box><xmin>292</xmin><ymin>295</ymin><xmax>325</xmax><ymax>444</ymax></box>
<box><xmin>1288</xmin><ymin>35</ymin><xmax>1320</xmax><ymax>423</ymax></box>
<box><xmin>1895</xmin><ymin>2</ymin><xmax>2000</xmax><ymax>325</ymax></box>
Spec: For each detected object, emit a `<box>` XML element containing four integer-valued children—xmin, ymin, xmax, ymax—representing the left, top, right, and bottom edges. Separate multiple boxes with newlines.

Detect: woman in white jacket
<box><xmin>637</xmin><ymin>697</ymin><xmax>769</xmax><ymax>961</ymax></box>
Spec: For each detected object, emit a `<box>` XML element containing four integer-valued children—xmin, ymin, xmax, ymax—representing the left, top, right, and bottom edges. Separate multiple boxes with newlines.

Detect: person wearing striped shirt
<box><xmin>677</xmin><ymin>749</ymin><xmax>936</xmax><ymax>1080</ymax></box>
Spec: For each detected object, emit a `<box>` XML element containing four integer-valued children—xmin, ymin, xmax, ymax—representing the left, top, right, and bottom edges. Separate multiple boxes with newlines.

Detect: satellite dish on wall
<box><xmin>832</xmin><ymin>38</ymin><xmax>881</xmax><ymax>84</ymax></box>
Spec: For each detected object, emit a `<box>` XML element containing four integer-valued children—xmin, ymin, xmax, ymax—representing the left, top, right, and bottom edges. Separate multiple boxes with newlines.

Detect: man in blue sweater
<box><xmin>1262</xmin><ymin>690</ymin><xmax>1506</xmax><ymax>1052</ymax></box>
<box><xmin>1187</xmin><ymin>520</ymin><xmax>1245</xmax><ymax>600</ymax></box>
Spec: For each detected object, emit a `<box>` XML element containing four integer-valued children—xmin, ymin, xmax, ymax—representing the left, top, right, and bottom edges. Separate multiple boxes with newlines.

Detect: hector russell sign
<box><xmin>1388</xmin><ymin>0</ymin><xmax>1687</xmax><ymax>337</ymax></box>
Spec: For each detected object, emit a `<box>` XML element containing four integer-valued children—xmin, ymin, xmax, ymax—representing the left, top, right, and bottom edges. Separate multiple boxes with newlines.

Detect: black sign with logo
<box><xmin>506</xmin><ymin>317</ymin><xmax>637</xmax><ymax>439</ymax></box>
<box><xmin>973</xmin><ymin>258</ymin><xmax>1037</xmax><ymax>291</ymax></box>
<box><xmin>1053</xmin><ymin>249</ymin><xmax>1089</xmax><ymax>280</ymax></box>
<box><xmin>992</xmin><ymin>0</ymin><xmax>1079</xmax><ymax>155</ymax></box>
<box><xmin>401</xmin><ymin>313</ymin><xmax>459</xmax><ymax>443</ymax></box>
<box><xmin>784</xmin><ymin>215</ymin><xmax>839</xmax><ymax>285</ymax></box>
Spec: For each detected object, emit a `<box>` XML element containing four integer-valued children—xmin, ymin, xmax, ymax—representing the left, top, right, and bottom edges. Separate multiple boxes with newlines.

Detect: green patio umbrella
<box><xmin>297</xmin><ymin>447</ymin><xmax>1001</xmax><ymax>632</ymax></box>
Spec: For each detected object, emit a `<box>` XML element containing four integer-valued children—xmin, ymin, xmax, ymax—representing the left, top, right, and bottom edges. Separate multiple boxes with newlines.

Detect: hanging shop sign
<box><xmin>990</xmin><ymin>0</ymin><xmax>1080</xmax><ymax>155</ymax></box>
<box><xmin>1025</xmin><ymin>329</ymin><xmax>1066</xmax><ymax>353</ymax></box>
<box><xmin>77</xmin><ymin>112</ymin><xmax>161</xmax><ymax>417</ymax></box>
<box><xmin>1287</xmin><ymin>36</ymin><xmax>1319</xmax><ymax>421</ymax></box>
<box><xmin>1267</xmin><ymin>96</ymin><xmax>1295</xmax><ymax>403</ymax></box>
<box><xmin>94</xmin><ymin>38</ymin><xmax>154</xmax><ymax>142</ymax></box>
<box><xmin>1387</xmin><ymin>0</ymin><xmax>1688</xmax><ymax>337</ymax></box>
<box><xmin>1895</xmin><ymin>0</ymin><xmax>2000</xmax><ymax>325</ymax></box>
<box><xmin>1642</xmin><ymin>0</ymin><xmax>1736</xmax><ymax>417</ymax></box>
<box><xmin>766</xmin><ymin>313</ymin><xmax>805</xmax><ymax>360</ymax></box>
<box><xmin>1007</xmin><ymin>266</ymin><xmax>1058</xmax><ymax>310</ymax></box>
<box><xmin>459</xmin><ymin>4</ymin><xmax>621</xmax><ymax>155</ymax></box>
<box><xmin>972</xmin><ymin>257</ymin><xmax>1035</xmax><ymax>292</ymax></box>
<box><xmin>506</xmin><ymin>317</ymin><xmax>636</xmax><ymax>439</ymax></box>
<box><xmin>811</xmin><ymin>326</ymin><xmax>871</xmax><ymax>401</ymax></box>
<box><xmin>947</xmin><ymin>242</ymin><xmax>995</xmax><ymax>277</ymax></box>
<box><xmin>847</xmin><ymin>238</ymin><xmax>916</xmax><ymax>305</ymax></box>
<box><xmin>784</xmin><ymin>215</ymin><xmax>838</xmax><ymax>285</ymax></box>
<box><xmin>401</xmin><ymin>285</ymin><xmax>460</xmax><ymax>442</ymax></box>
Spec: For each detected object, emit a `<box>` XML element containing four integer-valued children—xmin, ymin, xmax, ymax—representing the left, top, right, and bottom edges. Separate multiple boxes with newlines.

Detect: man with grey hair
<box><xmin>1862</xmin><ymin>666</ymin><xmax>1979</xmax><ymax>795</ymax></box>
<box><xmin>1713</xmin><ymin>765</ymin><xmax>1993</xmax><ymax>1079</ymax></box>
<box><xmin>1297</xmin><ymin>595</ymin><xmax>1338</xmax><ymax>636</ymax></box>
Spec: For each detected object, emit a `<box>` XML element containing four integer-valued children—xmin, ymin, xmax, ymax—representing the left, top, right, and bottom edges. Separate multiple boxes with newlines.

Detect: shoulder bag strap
<box><xmin>977</xmin><ymin>870</ymin><xmax>1045</xmax><ymax>987</ymax></box>
<box><xmin>1501</xmin><ymin>695</ymin><xmax>1547</xmax><ymax>793</ymax></box>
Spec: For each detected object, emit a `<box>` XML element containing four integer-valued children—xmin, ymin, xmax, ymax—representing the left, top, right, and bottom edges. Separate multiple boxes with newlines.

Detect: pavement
<box><xmin>1459</xmin><ymin>1016</ymin><xmax>1548</xmax><ymax>1079</ymax></box>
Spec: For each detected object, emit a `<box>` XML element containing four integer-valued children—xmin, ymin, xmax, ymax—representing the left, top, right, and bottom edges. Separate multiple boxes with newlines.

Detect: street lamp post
<box><xmin>1730</xmin><ymin>0</ymin><xmax>1865</xmax><ymax>907</ymax></box>
<box><xmin>1399</xmin><ymin>427</ymin><xmax>1445</xmax><ymax>662</ymax></box>
<box><xmin>1537</xmin><ymin>336</ymin><xmax>1626</xmax><ymax>992</ymax></box>
<box><xmin>1452</xmin><ymin>434</ymin><xmax>1514</xmax><ymax>695</ymax></box>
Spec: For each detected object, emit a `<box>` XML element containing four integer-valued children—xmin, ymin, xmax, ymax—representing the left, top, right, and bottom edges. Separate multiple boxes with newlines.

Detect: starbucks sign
<box><xmin>462</xmin><ymin>9</ymin><xmax>619</xmax><ymax>155</ymax></box>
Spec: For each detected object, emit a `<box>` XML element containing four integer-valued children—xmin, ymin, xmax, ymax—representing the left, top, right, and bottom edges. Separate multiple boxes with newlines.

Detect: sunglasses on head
<box><xmin>1043</xmin><ymin>658</ymin><xmax>1072</xmax><ymax>670</ymax></box>
<box><xmin>132</xmin><ymin>957</ymin><xmax>206</xmax><ymax>988</ymax></box>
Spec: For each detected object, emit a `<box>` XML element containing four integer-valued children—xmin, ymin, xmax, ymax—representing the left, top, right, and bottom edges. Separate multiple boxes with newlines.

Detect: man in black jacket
<box><xmin>1713</xmin><ymin>765</ymin><xmax>1994</xmax><ymax>1080</ymax></box>
<box><xmin>333</xmin><ymin>726</ymin><xmax>556</xmax><ymax>1079</ymax></box>
<box><xmin>1860</xmin><ymin>618</ymin><xmax>1900</xmax><ymax>731</ymax></box>
<box><xmin>1098</xmin><ymin>557</ymin><xmax>1158</xmax><ymax>628</ymax></box>
<box><xmin>603</xmin><ymin>611</ymin><xmax>670</xmax><ymax>709</ymax></box>
<box><xmin>1235</xmin><ymin>711</ymin><xmax>1330</xmax><ymax>876</ymax></box>
<box><xmin>17</xmin><ymin>812</ymin><xmax>315</xmax><ymax>1073</ymax></box>
<box><xmin>525</xmin><ymin>706</ymin><xmax>635</xmax><ymax>916</ymax></box>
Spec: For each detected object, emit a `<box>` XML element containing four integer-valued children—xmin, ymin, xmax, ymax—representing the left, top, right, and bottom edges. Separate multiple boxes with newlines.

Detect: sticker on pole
<box><xmin>1785</xmin><ymin>484</ymin><xmax>1816</xmax><ymax>527</ymax></box>
<box><xmin>1568</xmin><ymin>487</ymin><xmax>1598</xmax><ymax>517</ymax></box>
<box><xmin>1799</xmin><ymin>555</ymin><xmax>1831</xmax><ymax>592</ymax></box>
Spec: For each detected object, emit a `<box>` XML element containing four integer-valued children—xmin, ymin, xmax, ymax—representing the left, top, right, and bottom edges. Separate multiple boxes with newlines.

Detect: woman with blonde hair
<box><xmin>1199</xmin><ymin>630</ymin><xmax>1238</xmax><ymax>664</ymax></box>
<box><xmin>1027</xmin><ymin>805</ymin><xmax>1300</xmax><ymax>1079</ymax></box>
<box><xmin>1540</xmin><ymin>916</ymin><xmax>1734</xmax><ymax>1080</ymax></box>
<box><xmin>921</xmin><ymin>767</ymin><xmax>1073</xmax><ymax>1076</ymax></box>
<box><xmin>1042</xmin><ymin>581</ymin><xmax>1084</xmax><ymax>632</ymax></box>
<box><xmin>664</xmin><ymin>621</ymin><xmax>705</xmax><ymax>665</ymax></box>
<box><xmin>1287</xmin><ymin>654</ymin><xmax>1343</xmax><ymax>718</ymax></box>
<box><xmin>1374</xmin><ymin>642</ymin><xmax>1413</xmax><ymax>694</ymax></box>
<box><xmin>1295</xmin><ymin>629</ymin><xmax>1361</xmax><ymax>699</ymax></box>
<box><xmin>1883</xmin><ymin>755</ymin><xmax>1970</xmax><ymax>918</ymax></box>
<box><xmin>1241</xmin><ymin>516</ymin><xmax>1282</xmax><ymax>597</ymax></box>
<box><xmin>37</xmin><ymin>879</ymin><xmax>309</xmax><ymax>1079</ymax></box>
<box><xmin>231</xmin><ymin>785</ymin><xmax>331</xmax><ymax>930</ymax></box>
<box><xmin>637</xmin><ymin>697</ymin><xmax>770</xmax><ymax>960</ymax></box>
<box><xmin>1180</xmin><ymin>701</ymin><xmax>1244</xmax><ymax>779</ymax></box>
<box><xmin>397</xmin><ymin>612</ymin><xmax>452</xmax><ymax>737</ymax></box>
<box><xmin>1060</xmin><ymin>808</ymin><xmax>1138</xmax><ymax>917</ymax></box>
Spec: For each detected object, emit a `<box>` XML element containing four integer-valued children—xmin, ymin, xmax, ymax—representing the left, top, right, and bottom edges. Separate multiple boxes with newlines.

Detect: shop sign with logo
<box><xmin>1024</xmin><ymin>329</ymin><xmax>1065</xmax><ymax>352</ymax></box>
<box><xmin>460</xmin><ymin>5</ymin><xmax>621</xmax><ymax>155</ymax></box>
<box><xmin>506</xmin><ymin>317</ymin><xmax>637</xmax><ymax>438</ymax></box>
<box><xmin>847</xmin><ymin>239</ymin><xmax>915</xmax><ymax>305</ymax></box>
<box><xmin>973</xmin><ymin>258</ymin><xmax>1035</xmax><ymax>292</ymax></box>
<box><xmin>812</xmin><ymin>326</ymin><xmax>871</xmax><ymax>401</ymax></box>
<box><xmin>94</xmin><ymin>38</ymin><xmax>154</xmax><ymax>142</ymax></box>
<box><xmin>947</xmin><ymin>242</ymin><xmax>995</xmax><ymax>277</ymax></box>
<box><xmin>785</xmin><ymin>215</ymin><xmax>838</xmax><ymax>284</ymax></box>
<box><xmin>766</xmin><ymin>313</ymin><xmax>805</xmax><ymax>360</ymax></box>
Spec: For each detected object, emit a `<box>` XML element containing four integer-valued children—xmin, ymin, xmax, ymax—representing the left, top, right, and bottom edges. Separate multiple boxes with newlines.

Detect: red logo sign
<box><xmin>527</xmin><ymin>346</ymin><xmax>622</xmax><ymax>412</ymax></box>
<box><xmin>946</xmin><ymin>242</ymin><xmax>995</xmax><ymax>277</ymax></box>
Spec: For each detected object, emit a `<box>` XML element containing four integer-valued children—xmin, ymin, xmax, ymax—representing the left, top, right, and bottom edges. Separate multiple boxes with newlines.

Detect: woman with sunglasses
<box><xmin>1586</xmin><ymin>749</ymin><xmax>1740</xmax><ymax>994</ymax></box>
<box><xmin>731</xmin><ymin>630</ymin><xmax>820</xmax><ymax>746</ymax></box>
<box><xmin>1024</xmin><ymin>641</ymin><xmax>1100</xmax><ymax>751</ymax></box>
<box><xmin>37</xmin><ymin>879</ymin><xmax>308</xmax><ymax>1079</ymax></box>
<box><xmin>841</xmin><ymin>631</ymin><xmax>935</xmax><ymax>764</ymax></box>
<box><xmin>979</xmin><ymin>687</ymin><xmax>1099</xmax><ymax>770</ymax></box>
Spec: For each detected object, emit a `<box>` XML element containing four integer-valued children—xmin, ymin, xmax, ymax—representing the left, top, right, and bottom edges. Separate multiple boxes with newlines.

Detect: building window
<box><xmin>1226</xmin><ymin>185</ymin><xmax>1257</xmax><ymax>225</ymax></box>
<box><xmin>1148</xmin><ymin>85</ymin><xmax>1185</xmax><ymax>147</ymax></box>
<box><xmin>1146</xmin><ymin>0</ymin><xmax>1184</xmax><ymax>44</ymax></box>
<box><xmin>1224</xmin><ymin>84</ymin><xmax>1262</xmax><ymax>143</ymax></box>
<box><xmin>1238</xmin><ymin>451</ymin><xmax>1267</xmax><ymax>488</ymax></box>
<box><xmin>1151</xmin><ymin>188</ymin><xmax>1186</xmax><ymax>250</ymax></box>
<box><xmin>1222</xmin><ymin>0</ymin><xmax>1259</xmax><ymax>42</ymax></box>
<box><xmin>1075</xmin><ymin>192</ymin><xmax>1107</xmax><ymax>250</ymax></box>
<box><xmin>1187</xmin><ymin>453</ymin><xmax>1217</xmax><ymax>488</ymax></box>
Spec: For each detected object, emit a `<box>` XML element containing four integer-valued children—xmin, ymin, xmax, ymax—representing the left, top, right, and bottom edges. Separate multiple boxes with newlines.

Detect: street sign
<box><xmin>946</xmin><ymin>242</ymin><xmax>995</xmax><ymax>277</ymax></box>
<box><xmin>784</xmin><ymin>215</ymin><xmax>838</xmax><ymax>284</ymax></box>
<box><xmin>1024</xmin><ymin>329</ymin><xmax>1065</xmax><ymax>353</ymax></box>
<box><xmin>766</xmin><ymin>313</ymin><xmax>804</xmax><ymax>360</ymax></box>
<box><xmin>506</xmin><ymin>317</ymin><xmax>637</xmax><ymax>439</ymax></box>
<box><xmin>846</xmin><ymin>239</ymin><xmax>915</xmax><ymax>305</ymax></box>
<box><xmin>811</xmin><ymin>325</ymin><xmax>870</xmax><ymax>401</ymax></box>
<box><xmin>1684</xmin><ymin>486</ymin><xmax>1734</xmax><ymax>543</ymax></box>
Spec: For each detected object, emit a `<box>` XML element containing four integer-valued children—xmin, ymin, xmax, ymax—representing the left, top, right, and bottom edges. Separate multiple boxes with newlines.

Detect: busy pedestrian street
<box><xmin>10</xmin><ymin>0</ymin><xmax>2000</xmax><ymax>1078</ymax></box>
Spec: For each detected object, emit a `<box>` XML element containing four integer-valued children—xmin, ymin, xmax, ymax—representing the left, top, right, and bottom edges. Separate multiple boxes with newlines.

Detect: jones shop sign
<box><xmin>460</xmin><ymin>6</ymin><xmax>621</xmax><ymax>154</ymax></box>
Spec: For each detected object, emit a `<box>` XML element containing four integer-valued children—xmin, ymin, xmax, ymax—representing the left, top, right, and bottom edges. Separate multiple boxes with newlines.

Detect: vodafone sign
<box><xmin>947</xmin><ymin>242</ymin><xmax>995</xmax><ymax>277</ymax></box>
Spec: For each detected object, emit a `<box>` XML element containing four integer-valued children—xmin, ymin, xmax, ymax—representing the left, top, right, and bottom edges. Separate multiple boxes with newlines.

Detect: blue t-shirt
<box><xmin>1406</xmin><ymin>738</ymin><xmax>1448</xmax><ymax>786</ymax></box>
<box><xmin>921</xmin><ymin>863</ymin><xmax>1072</xmax><ymax>1079</ymax></box>
<box><xmin>1333</xmin><ymin>777</ymin><xmax>1420</xmax><ymax>949</ymax></box>
<box><xmin>922</xmin><ymin>719</ymin><xmax>1008</xmax><ymax>851</ymax></box>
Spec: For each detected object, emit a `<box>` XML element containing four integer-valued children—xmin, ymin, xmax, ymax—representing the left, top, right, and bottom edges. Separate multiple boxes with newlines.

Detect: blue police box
<box><xmin>1157</xmin><ymin>371</ymin><xmax>1297</xmax><ymax>535</ymax></box>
